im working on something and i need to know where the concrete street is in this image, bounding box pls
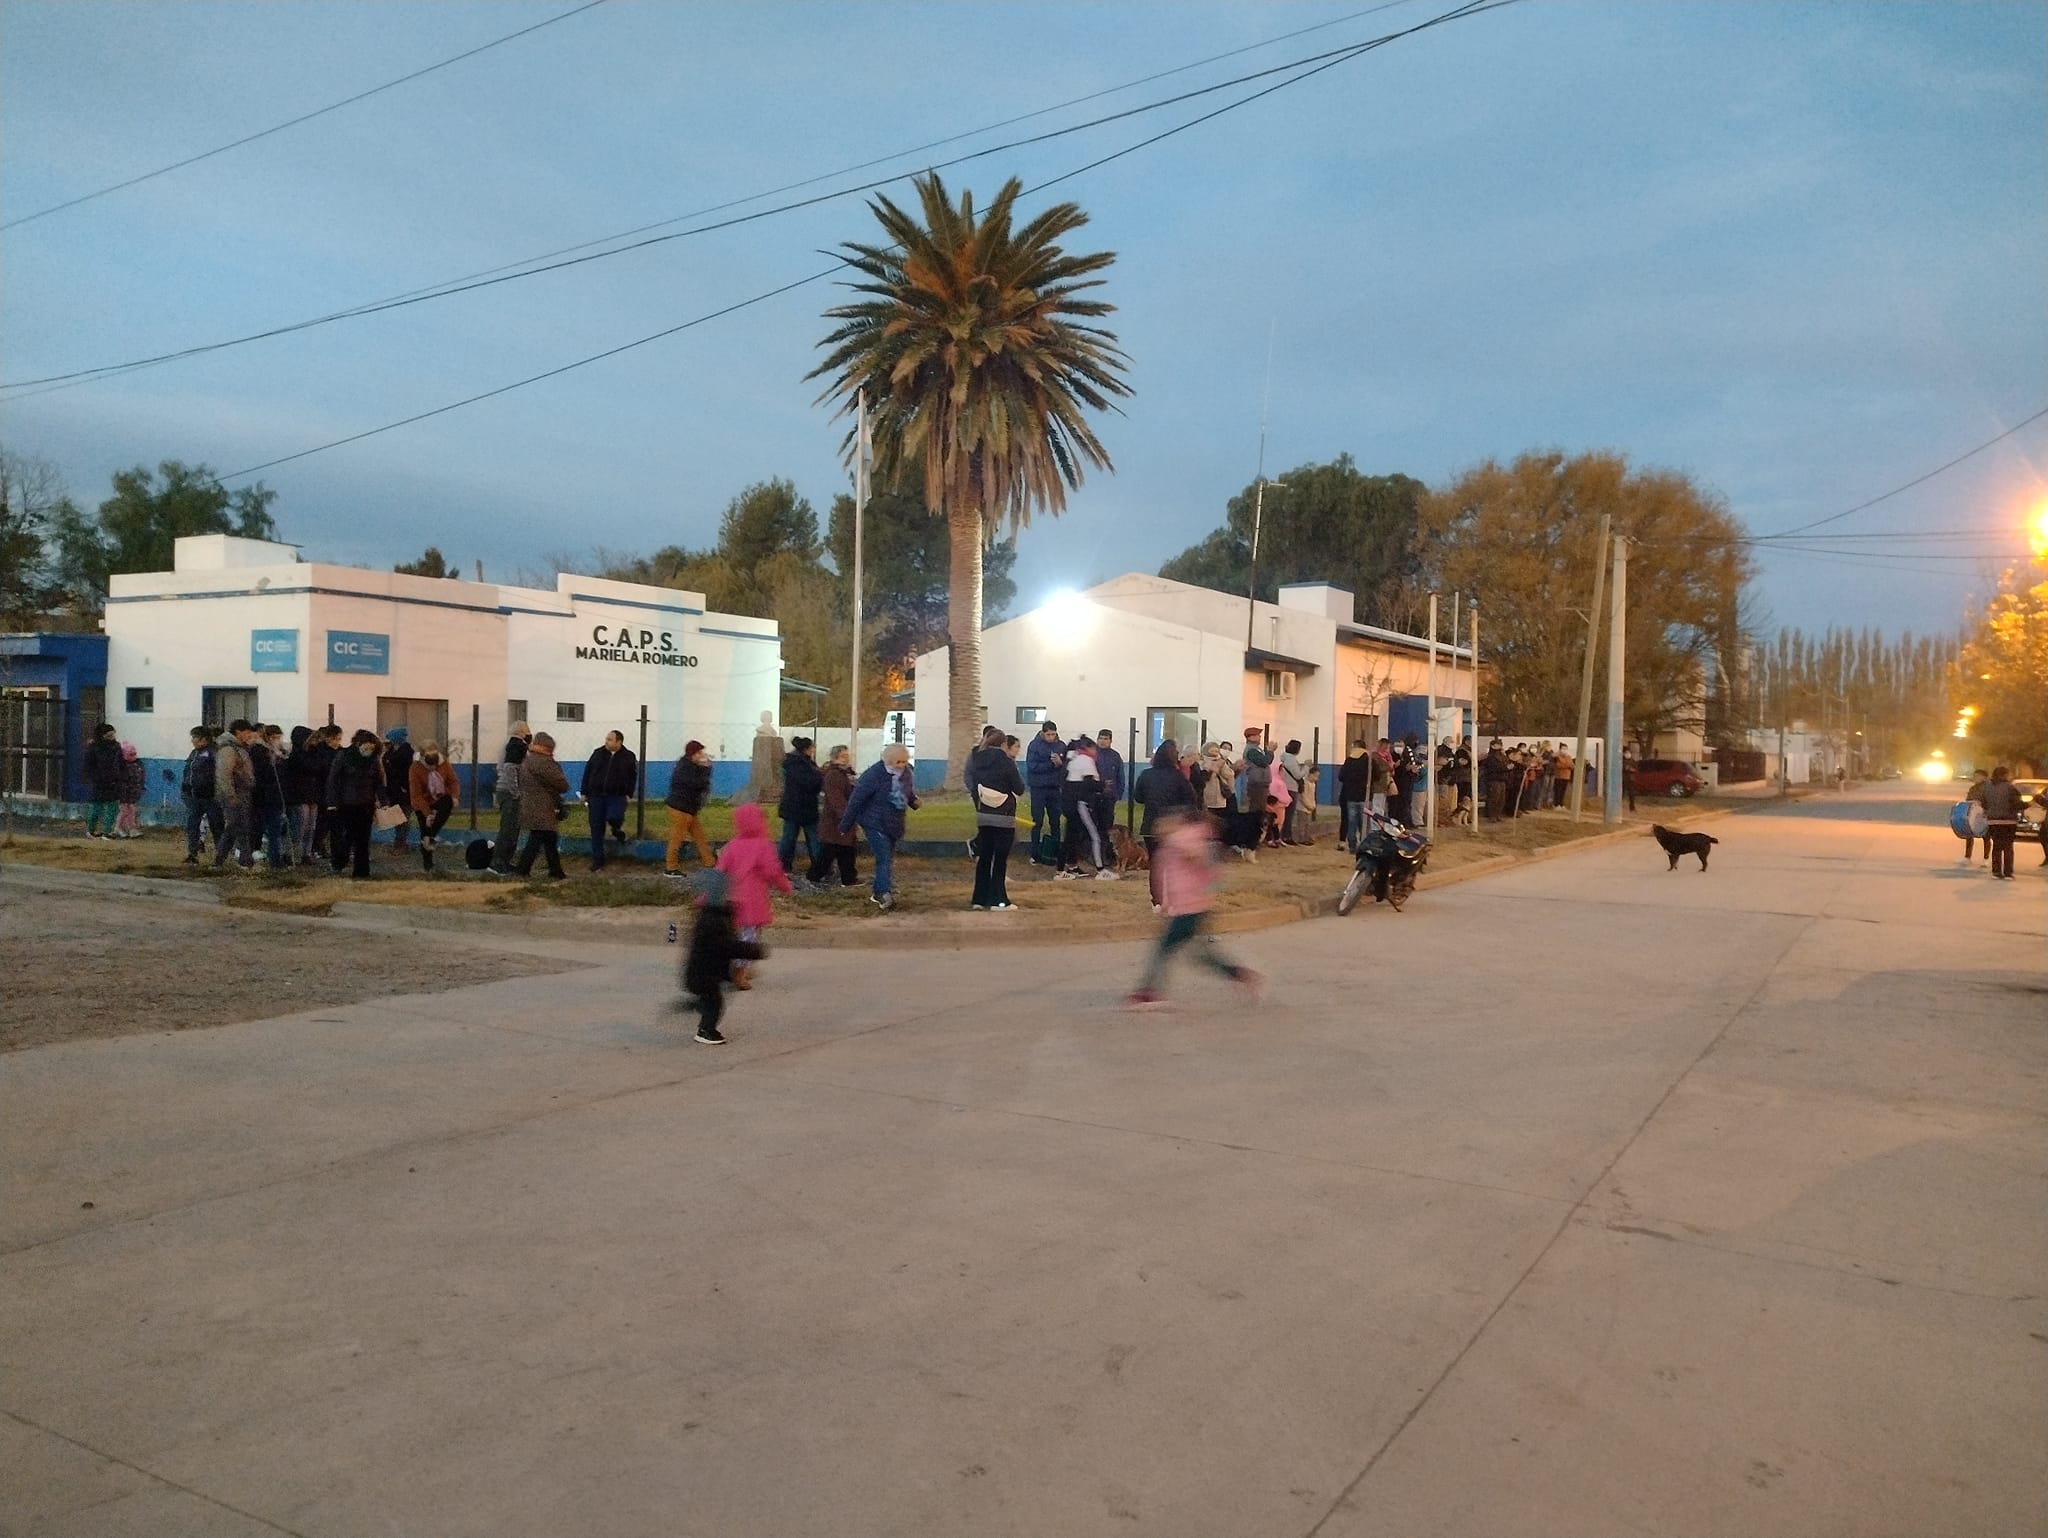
[3,783,2043,1537]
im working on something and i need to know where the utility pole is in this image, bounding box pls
[1244,478,1286,653]
[1602,534,1628,823]
[1468,603,1480,827]
[849,388,868,766]
[1570,514,1611,822]
[1425,592,1439,836]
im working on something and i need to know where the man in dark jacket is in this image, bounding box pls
[1337,744,1372,849]
[1023,721,1065,862]
[381,726,414,852]
[776,736,823,877]
[179,726,223,863]
[579,730,639,871]
[250,724,290,868]
[326,730,384,879]
[83,723,123,837]
[1094,728,1126,835]
[841,744,918,911]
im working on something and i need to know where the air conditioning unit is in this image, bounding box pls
[1263,669,1295,701]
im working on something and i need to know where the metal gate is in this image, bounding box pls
[1,692,66,799]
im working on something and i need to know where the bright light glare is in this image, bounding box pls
[1036,588,1097,649]
[1917,760,1949,782]
[2030,499,2048,561]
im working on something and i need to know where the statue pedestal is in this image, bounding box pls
[734,715,784,806]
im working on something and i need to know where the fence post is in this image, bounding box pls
[468,703,480,830]
[1126,715,1138,831]
[635,704,649,838]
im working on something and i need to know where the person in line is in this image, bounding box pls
[110,740,145,839]
[513,732,569,880]
[1059,735,1114,879]
[1265,746,1293,848]
[1237,730,1274,846]
[966,724,1025,910]
[580,729,639,872]
[841,743,918,911]
[1337,742,1371,850]
[250,723,290,868]
[776,735,823,879]
[1960,768,1990,865]
[1479,739,1510,821]
[1553,741,1575,810]
[1621,746,1639,813]
[301,725,341,865]
[807,744,860,888]
[284,726,319,862]
[1196,741,1230,825]
[212,719,258,871]
[1094,728,1126,844]
[325,729,383,880]
[663,740,716,877]
[1136,739,1197,909]
[1981,766,2023,880]
[1125,808,1263,1010]
[381,726,415,853]
[1024,721,1066,863]
[679,870,764,1046]
[490,722,532,876]
[1277,739,1309,844]
[1389,736,1419,829]
[716,802,793,986]
[408,741,457,870]
[180,725,223,862]
[83,722,123,838]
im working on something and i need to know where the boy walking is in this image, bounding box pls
[681,871,765,1045]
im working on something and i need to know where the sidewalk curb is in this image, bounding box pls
[0,863,224,905]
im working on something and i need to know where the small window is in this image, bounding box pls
[126,687,155,713]
[1263,669,1295,701]
[555,702,585,723]
[1015,705,1048,725]
[507,699,529,730]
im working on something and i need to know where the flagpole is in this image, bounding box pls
[850,388,868,767]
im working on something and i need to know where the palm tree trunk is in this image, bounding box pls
[945,501,985,790]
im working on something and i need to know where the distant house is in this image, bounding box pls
[914,575,1477,794]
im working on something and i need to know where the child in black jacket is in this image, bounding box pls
[681,871,765,1045]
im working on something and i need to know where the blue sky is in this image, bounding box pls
[3,0,2043,639]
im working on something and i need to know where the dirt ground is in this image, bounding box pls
[0,888,580,1052]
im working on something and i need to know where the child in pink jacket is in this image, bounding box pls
[1126,808,1263,1010]
[716,802,793,989]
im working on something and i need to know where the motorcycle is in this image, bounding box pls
[1336,812,1429,915]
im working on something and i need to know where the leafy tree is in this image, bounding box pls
[1417,451,1753,740]
[1955,549,2048,766]
[395,546,460,578]
[0,447,74,628]
[51,460,277,608]
[825,475,1016,675]
[718,479,819,571]
[1159,455,1428,630]
[810,172,1132,782]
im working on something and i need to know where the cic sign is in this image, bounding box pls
[326,630,390,675]
[250,628,299,673]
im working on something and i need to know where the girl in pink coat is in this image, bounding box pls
[716,802,793,989]
[1126,809,1263,1010]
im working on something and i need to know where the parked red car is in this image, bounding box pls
[1631,758,1704,798]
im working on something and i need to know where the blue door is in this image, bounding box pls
[1386,694,1428,743]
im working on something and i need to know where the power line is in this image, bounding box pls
[2,1,1508,395]
[1762,405,2048,537]
[213,0,1519,483]
[0,0,1425,399]
[1,1,611,230]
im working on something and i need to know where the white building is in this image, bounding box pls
[913,575,1476,791]
[103,535,780,796]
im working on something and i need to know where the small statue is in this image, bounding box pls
[735,710,784,805]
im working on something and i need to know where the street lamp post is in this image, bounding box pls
[1244,478,1287,652]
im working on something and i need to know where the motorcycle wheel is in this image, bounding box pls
[1336,869,1368,916]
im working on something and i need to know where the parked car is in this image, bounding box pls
[1632,758,1704,798]
[2015,778,2047,845]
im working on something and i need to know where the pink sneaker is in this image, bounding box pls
[1124,990,1167,1012]
[1233,968,1265,1004]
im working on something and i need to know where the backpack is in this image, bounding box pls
[1037,830,1062,865]
[464,838,494,870]
[186,746,217,801]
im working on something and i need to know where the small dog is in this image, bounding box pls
[1652,823,1718,871]
[1108,824,1149,872]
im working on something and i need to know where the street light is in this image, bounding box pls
[1244,478,1288,652]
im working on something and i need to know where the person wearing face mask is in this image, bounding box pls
[326,730,385,879]
[408,740,458,871]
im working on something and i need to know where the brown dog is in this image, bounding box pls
[1108,824,1150,871]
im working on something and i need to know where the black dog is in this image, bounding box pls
[1652,823,1717,871]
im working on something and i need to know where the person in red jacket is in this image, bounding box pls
[714,802,793,989]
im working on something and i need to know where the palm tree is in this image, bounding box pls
[810,172,1131,784]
